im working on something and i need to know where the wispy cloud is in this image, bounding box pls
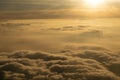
[0,0,120,18]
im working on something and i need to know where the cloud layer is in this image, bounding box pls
[0,45,120,80]
[0,0,120,18]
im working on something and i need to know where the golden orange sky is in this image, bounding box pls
[0,0,120,18]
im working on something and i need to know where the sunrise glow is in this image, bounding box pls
[84,0,105,8]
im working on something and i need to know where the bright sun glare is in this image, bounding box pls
[85,0,104,7]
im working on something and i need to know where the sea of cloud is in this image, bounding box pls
[0,45,120,80]
[0,19,120,80]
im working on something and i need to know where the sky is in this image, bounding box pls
[0,0,120,18]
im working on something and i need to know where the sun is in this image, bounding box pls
[85,0,104,7]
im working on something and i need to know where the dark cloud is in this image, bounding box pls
[0,0,74,11]
[64,44,109,52]
[45,25,89,31]
[0,45,120,80]
[65,30,103,42]
[9,51,67,61]
[0,0,120,18]
[0,23,30,33]
[79,30,103,38]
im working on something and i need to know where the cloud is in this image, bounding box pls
[63,44,120,76]
[0,45,120,80]
[65,30,103,43]
[0,0,120,19]
[9,51,67,61]
[79,30,103,38]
